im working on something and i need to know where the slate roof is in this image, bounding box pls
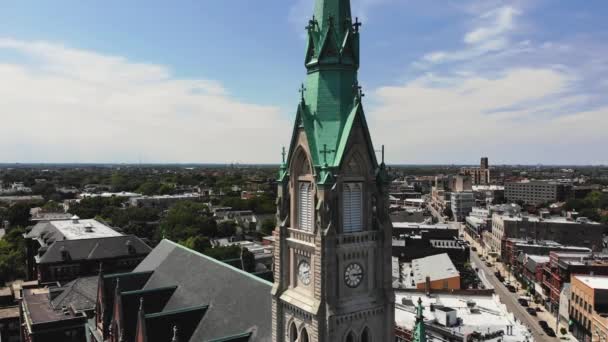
[130,239,273,342]
[51,275,98,313]
[38,235,151,264]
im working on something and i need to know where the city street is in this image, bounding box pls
[470,251,556,341]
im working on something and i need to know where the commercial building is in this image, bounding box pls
[401,254,461,291]
[502,238,591,266]
[542,252,608,314]
[395,292,530,342]
[488,213,607,258]
[24,216,151,283]
[451,191,475,222]
[392,233,469,267]
[570,275,608,341]
[505,180,569,205]
[461,157,491,185]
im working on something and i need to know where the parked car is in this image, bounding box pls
[485,261,493,267]
[518,298,529,307]
[526,307,537,316]
[507,285,517,293]
[471,246,477,252]
[544,327,556,337]
[538,321,549,329]
[535,307,543,312]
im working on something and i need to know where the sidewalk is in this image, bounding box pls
[464,230,577,340]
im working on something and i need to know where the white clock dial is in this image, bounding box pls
[298,260,311,286]
[344,263,364,288]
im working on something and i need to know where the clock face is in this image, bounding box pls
[344,263,364,288]
[298,260,311,286]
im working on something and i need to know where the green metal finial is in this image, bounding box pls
[281,146,286,165]
[413,297,427,342]
[299,83,307,103]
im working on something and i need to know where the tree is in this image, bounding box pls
[7,203,32,227]
[0,226,26,283]
[160,201,217,241]
[180,236,211,253]
[218,221,237,238]
[261,218,275,236]
[136,181,160,196]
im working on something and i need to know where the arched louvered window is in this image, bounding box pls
[298,182,313,231]
[361,327,370,342]
[346,331,355,342]
[343,183,363,233]
[289,322,298,342]
[300,328,309,342]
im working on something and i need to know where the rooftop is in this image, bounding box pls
[22,287,84,325]
[27,218,122,242]
[574,275,608,290]
[0,306,19,320]
[395,292,530,341]
[393,222,452,230]
[498,214,601,225]
[408,253,459,285]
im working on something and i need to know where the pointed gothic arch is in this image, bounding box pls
[300,327,310,342]
[345,331,356,342]
[289,321,298,342]
[361,327,371,342]
[290,145,313,178]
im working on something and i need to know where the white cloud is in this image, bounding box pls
[0,38,291,163]
[420,5,520,66]
[464,6,519,44]
[368,68,608,164]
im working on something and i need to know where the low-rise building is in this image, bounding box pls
[543,252,608,315]
[401,254,461,291]
[570,275,608,342]
[488,213,607,258]
[24,217,151,283]
[395,292,530,342]
[502,238,591,266]
[128,193,203,209]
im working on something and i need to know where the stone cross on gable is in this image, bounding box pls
[306,16,317,31]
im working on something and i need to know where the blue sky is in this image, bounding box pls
[1,0,607,164]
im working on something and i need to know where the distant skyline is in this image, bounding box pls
[1,1,607,165]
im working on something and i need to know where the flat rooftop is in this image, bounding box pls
[0,306,19,320]
[395,292,530,341]
[574,275,608,289]
[22,288,82,324]
[393,222,452,230]
[409,253,459,285]
[50,219,121,240]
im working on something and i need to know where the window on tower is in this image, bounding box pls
[343,182,363,233]
[298,181,313,231]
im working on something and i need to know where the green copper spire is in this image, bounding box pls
[291,0,375,174]
[413,298,427,342]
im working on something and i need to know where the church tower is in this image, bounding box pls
[271,0,395,341]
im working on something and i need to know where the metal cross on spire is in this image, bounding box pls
[320,144,335,166]
[353,81,364,102]
[299,83,307,102]
[281,146,286,165]
[305,16,317,31]
[352,17,362,32]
